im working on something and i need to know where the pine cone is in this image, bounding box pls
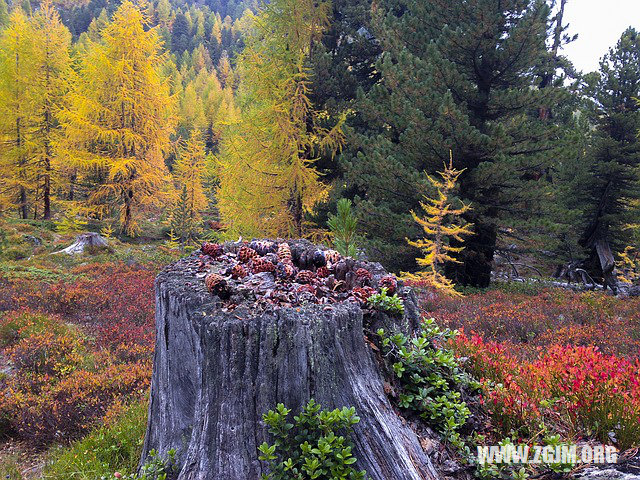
[202,242,223,258]
[316,266,330,278]
[252,258,276,274]
[355,268,372,284]
[379,275,397,295]
[312,250,327,268]
[324,250,341,265]
[297,284,316,295]
[277,242,293,264]
[295,270,315,284]
[277,262,297,280]
[205,273,227,296]
[231,264,248,279]
[237,246,258,263]
[352,286,376,305]
[249,240,277,256]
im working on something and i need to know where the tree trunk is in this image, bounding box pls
[446,218,497,288]
[143,254,440,480]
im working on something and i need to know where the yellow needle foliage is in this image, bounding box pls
[617,246,640,285]
[404,155,473,296]
[216,0,345,239]
[0,9,37,218]
[59,1,175,236]
[32,0,74,220]
[172,129,208,224]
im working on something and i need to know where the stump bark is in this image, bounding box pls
[52,232,108,255]
[143,253,439,480]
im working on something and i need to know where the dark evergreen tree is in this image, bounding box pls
[172,12,191,54]
[572,28,640,290]
[342,0,562,286]
[307,0,380,227]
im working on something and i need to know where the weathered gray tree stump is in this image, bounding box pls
[143,251,439,480]
[52,232,108,255]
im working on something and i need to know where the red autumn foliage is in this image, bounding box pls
[0,262,155,446]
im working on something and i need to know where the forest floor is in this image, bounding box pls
[0,220,638,479]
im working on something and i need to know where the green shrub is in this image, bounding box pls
[367,288,404,315]
[1,244,31,261]
[258,399,367,480]
[43,400,148,480]
[0,311,69,347]
[377,318,474,446]
[0,226,7,254]
[132,449,177,480]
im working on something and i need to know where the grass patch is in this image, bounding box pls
[43,399,148,480]
[0,454,23,479]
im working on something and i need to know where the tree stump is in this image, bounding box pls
[143,240,439,480]
[52,232,108,255]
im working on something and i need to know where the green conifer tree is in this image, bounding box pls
[571,28,640,290]
[343,0,561,286]
[327,198,358,257]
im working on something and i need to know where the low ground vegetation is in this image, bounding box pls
[0,222,638,478]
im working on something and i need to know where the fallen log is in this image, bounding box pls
[142,240,439,480]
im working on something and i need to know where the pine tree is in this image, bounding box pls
[216,0,345,238]
[60,1,175,235]
[31,0,73,220]
[572,28,640,290]
[403,157,473,296]
[0,9,37,219]
[343,0,560,285]
[327,198,358,257]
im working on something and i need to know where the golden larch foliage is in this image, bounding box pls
[0,9,37,218]
[403,154,473,296]
[216,0,345,239]
[59,1,175,235]
[172,129,208,224]
[31,0,74,219]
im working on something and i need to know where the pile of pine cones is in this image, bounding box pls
[199,240,401,310]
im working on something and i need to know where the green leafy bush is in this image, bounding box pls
[258,399,367,480]
[377,318,473,445]
[367,288,404,315]
[130,448,177,480]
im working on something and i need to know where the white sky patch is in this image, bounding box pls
[561,0,640,73]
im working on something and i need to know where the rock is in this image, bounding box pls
[142,245,438,480]
[52,232,108,255]
[23,235,42,246]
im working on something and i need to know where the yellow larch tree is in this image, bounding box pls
[173,128,208,221]
[403,155,474,296]
[216,0,345,238]
[0,9,37,218]
[31,0,73,219]
[168,129,208,246]
[60,1,175,235]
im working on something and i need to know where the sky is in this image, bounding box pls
[562,0,640,73]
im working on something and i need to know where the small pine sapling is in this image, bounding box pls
[328,198,359,257]
[404,154,473,296]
